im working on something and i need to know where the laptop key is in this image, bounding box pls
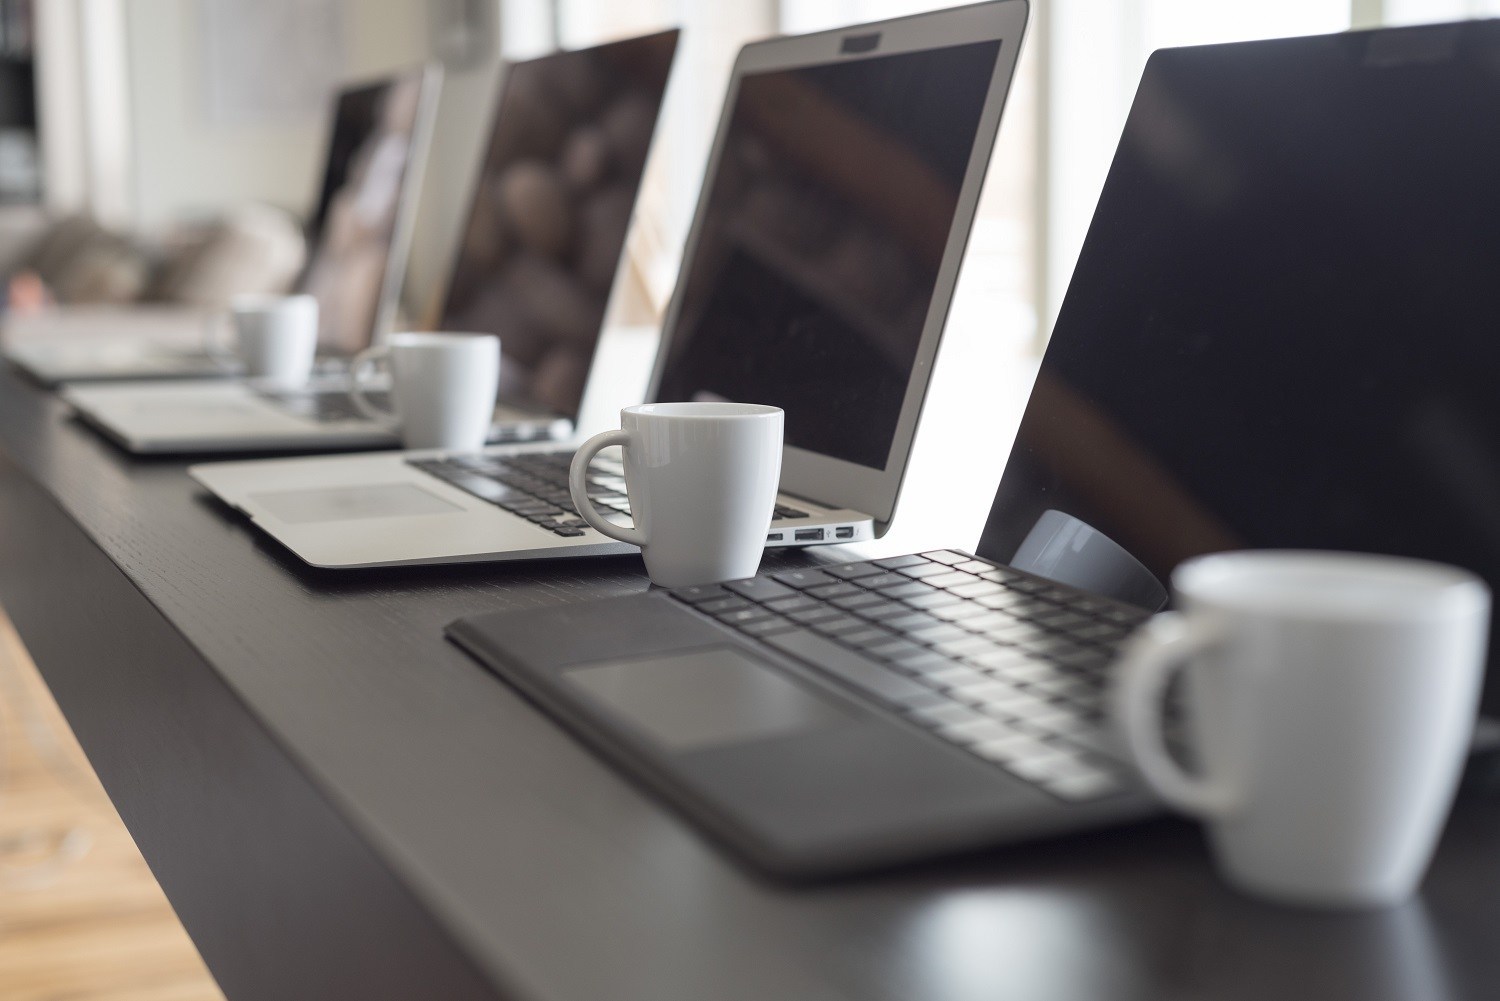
[670,584,730,604]
[831,592,887,611]
[821,562,886,580]
[718,607,775,626]
[764,595,820,614]
[877,581,936,600]
[839,627,893,647]
[926,571,977,589]
[899,562,955,581]
[931,603,990,623]
[874,554,929,570]
[771,568,840,590]
[787,606,844,625]
[763,630,932,706]
[923,551,969,565]
[904,591,963,611]
[885,611,944,632]
[954,559,996,574]
[740,616,797,638]
[698,597,751,615]
[853,572,908,590]
[724,578,798,602]
[805,581,863,600]
[809,614,870,637]
[905,622,970,645]
[950,580,1005,600]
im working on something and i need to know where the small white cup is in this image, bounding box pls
[569,402,784,588]
[349,332,500,451]
[223,294,319,386]
[1114,550,1490,909]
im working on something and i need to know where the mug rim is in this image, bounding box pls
[624,402,782,420]
[1174,549,1489,621]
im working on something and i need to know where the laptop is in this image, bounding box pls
[189,2,1030,568]
[6,66,440,387]
[446,19,1500,879]
[60,31,680,455]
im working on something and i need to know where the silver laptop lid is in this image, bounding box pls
[296,64,440,356]
[645,1,1028,529]
[438,31,679,422]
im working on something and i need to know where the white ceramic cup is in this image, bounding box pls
[349,332,500,451]
[222,293,319,386]
[1114,550,1490,909]
[569,402,784,588]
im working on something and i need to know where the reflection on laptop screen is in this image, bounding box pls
[439,31,679,422]
[976,24,1500,638]
[297,69,427,356]
[653,41,1002,471]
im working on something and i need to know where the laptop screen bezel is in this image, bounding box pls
[641,0,1029,529]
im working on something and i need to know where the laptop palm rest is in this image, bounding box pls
[448,592,1060,879]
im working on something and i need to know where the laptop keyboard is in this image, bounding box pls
[408,452,813,538]
[668,551,1152,803]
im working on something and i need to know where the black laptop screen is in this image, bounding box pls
[978,23,1500,615]
[439,31,678,421]
[653,40,1003,470]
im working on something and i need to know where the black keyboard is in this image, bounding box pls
[668,551,1152,803]
[408,451,608,537]
[409,452,814,539]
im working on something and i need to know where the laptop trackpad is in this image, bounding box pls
[251,483,463,523]
[563,648,848,752]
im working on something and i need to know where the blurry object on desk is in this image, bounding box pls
[3,205,304,315]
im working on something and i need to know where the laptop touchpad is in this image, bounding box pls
[563,648,848,752]
[250,483,463,523]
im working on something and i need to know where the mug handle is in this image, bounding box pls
[349,345,400,429]
[1114,612,1239,817]
[568,430,644,548]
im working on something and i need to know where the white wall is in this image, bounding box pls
[122,0,430,231]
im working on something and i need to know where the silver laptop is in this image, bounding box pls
[7,67,440,388]
[62,32,681,455]
[190,2,1028,569]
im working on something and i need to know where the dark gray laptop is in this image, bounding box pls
[450,20,1500,878]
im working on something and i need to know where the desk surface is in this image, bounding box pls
[3,363,1500,1001]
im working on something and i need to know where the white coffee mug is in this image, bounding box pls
[569,402,784,588]
[222,293,319,386]
[1114,550,1490,908]
[349,333,500,451]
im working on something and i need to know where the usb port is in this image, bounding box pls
[794,528,825,542]
[767,532,784,542]
[835,526,854,539]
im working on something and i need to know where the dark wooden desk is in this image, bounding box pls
[3,363,1499,1001]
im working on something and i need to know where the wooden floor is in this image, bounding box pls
[0,606,225,1001]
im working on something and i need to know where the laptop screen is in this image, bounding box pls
[652,39,1003,471]
[297,69,429,356]
[978,23,1500,616]
[438,31,679,421]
